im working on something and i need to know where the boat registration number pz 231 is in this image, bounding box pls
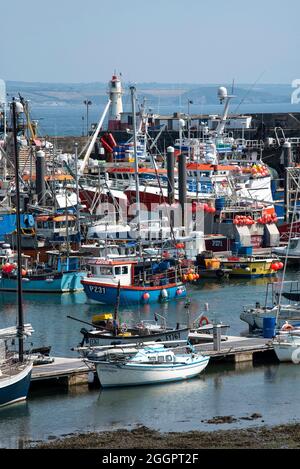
[88,285,106,294]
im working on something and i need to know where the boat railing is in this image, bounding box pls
[132,263,197,286]
[280,231,300,242]
[235,139,264,149]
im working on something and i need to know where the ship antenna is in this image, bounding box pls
[232,70,266,114]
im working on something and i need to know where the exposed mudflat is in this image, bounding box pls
[29,422,300,449]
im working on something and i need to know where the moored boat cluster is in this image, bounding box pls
[1,75,300,405]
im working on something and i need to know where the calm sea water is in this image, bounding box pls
[32,102,300,136]
[0,269,300,448]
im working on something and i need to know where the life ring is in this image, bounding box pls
[199,316,210,327]
[281,322,294,331]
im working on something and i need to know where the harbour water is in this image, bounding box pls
[0,268,299,448]
[32,102,300,136]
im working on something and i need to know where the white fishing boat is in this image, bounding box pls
[240,303,300,330]
[240,280,300,331]
[272,237,300,265]
[90,343,209,388]
[273,330,300,362]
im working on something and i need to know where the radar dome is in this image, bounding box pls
[218,87,228,101]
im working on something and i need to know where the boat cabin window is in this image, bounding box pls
[148,353,174,363]
[114,266,129,275]
[90,266,97,275]
[37,221,54,229]
[290,239,299,250]
[97,266,113,275]
[47,255,57,269]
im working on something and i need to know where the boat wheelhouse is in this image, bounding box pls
[81,257,187,305]
[35,213,79,242]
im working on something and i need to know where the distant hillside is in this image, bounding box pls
[5,81,292,108]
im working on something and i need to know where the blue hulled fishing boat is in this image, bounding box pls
[81,258,186,305]
[0,249,85,292]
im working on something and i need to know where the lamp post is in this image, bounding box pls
[83,100,92,136]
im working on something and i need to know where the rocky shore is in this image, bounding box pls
[29,422,300,449]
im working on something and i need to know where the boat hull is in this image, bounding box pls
[0,362,33,407]
[221,260,277,278]
[83,328,190,347]
[273,342,300,362]
[96,356,209,387]
[0,271,85,293]
[81,280,186,305]
[240,309,300,330]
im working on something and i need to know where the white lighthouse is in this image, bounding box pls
[108,74,123,131]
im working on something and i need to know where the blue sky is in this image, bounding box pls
[2,0,300,84]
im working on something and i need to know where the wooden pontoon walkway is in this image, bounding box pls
[193,335,276,363]
[31,357,92,387]
[30,335,277,390]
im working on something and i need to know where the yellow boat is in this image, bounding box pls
[219,256,283,278]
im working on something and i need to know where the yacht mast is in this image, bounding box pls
[11,98,25,362]
[130,86,142,254]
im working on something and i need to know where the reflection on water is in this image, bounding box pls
[0,401,31,449]
[0,269,300,447]
[1,362,300,447]
[0,291,87,306]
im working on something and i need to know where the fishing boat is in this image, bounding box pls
[273,330,300,363]
[272,237,300,265]
[240,281,300,331]
[82,86,189,304]
[0,249,85,292]
[219,255,283,278]
[194,251,230,279]
[88,343,210,388]
[240,303,300,330]
[81,257,187,305]
[70,310,190,347]
[0,99,33,406]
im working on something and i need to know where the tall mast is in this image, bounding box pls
[11,98,24,362]
[130,86,142,254]
[74,142,81,248]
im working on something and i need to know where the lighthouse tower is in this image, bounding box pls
[108,74,123,131]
